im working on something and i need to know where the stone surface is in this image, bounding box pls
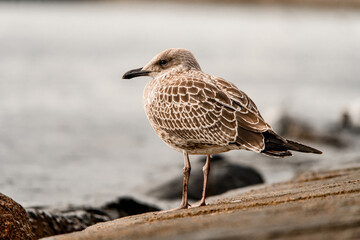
[27,208,109,239]
[148,154,264,200]
[27,197,160,239]
[0,193,35,240]
[42,166,360,240]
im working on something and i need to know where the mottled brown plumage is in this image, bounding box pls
[123,48,322,210]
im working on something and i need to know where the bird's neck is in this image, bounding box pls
[156,67,198,83]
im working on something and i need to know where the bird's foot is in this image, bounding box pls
[160,202,191,213]
[175,202,191,210]
[191,201,207,208]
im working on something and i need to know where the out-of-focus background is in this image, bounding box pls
[0,0,359,209]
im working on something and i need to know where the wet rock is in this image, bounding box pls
[101,197,160,219]
[27,208,109,239]
[26,197,160,239]
[148,155,264,201]
[0,193,35,240]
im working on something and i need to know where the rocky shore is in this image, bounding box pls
[0,195,159,240]
[39,165,359,240]
[1,112,359,239]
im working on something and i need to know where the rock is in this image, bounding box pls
[26,197,160,239]
[340,110,360,134]
[27,207,109,239]
[277,114,348,148]
[100,197,160,219]
[0,193,35,240]
[148,154,264,200]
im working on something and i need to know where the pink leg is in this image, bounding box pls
[178,151,191,209]
[198,155,211,207]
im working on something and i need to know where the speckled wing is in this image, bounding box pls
[147,71,269,152]
[210,76,271,132]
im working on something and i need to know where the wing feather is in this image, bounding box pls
[211,75,270,133]
[146,71,269,152]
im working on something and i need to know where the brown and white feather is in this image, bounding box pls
[143,69,270,155]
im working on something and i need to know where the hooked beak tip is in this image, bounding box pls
[122,67,150,79]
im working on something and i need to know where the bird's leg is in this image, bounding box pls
[159,152,191,212]
[196,154,211,207]
[178,151,191,209]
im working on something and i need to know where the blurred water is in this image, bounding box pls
[0,2,359,207]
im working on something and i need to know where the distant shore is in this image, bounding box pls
[99,0,360,8]
[6,0,360,9]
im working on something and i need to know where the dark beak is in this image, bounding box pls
[122,67,151,79]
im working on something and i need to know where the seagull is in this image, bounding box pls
[123,48,322,210]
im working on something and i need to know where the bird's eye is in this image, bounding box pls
[159,60,168,66]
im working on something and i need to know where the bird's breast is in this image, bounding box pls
[143,80,157,108]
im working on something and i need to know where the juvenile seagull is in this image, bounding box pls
[123,48,322,210]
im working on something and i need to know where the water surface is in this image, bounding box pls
[0,2,359,207]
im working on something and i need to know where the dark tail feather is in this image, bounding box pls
[285,139,322,154]
[261,130,322,158]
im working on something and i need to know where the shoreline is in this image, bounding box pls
[42,164,360,239]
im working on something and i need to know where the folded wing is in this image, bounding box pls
[147,72,270,152]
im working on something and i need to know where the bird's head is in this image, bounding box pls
[122,48,201,79]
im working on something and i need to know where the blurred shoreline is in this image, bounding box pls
[2,0,360,9]
[120,0,360,9]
